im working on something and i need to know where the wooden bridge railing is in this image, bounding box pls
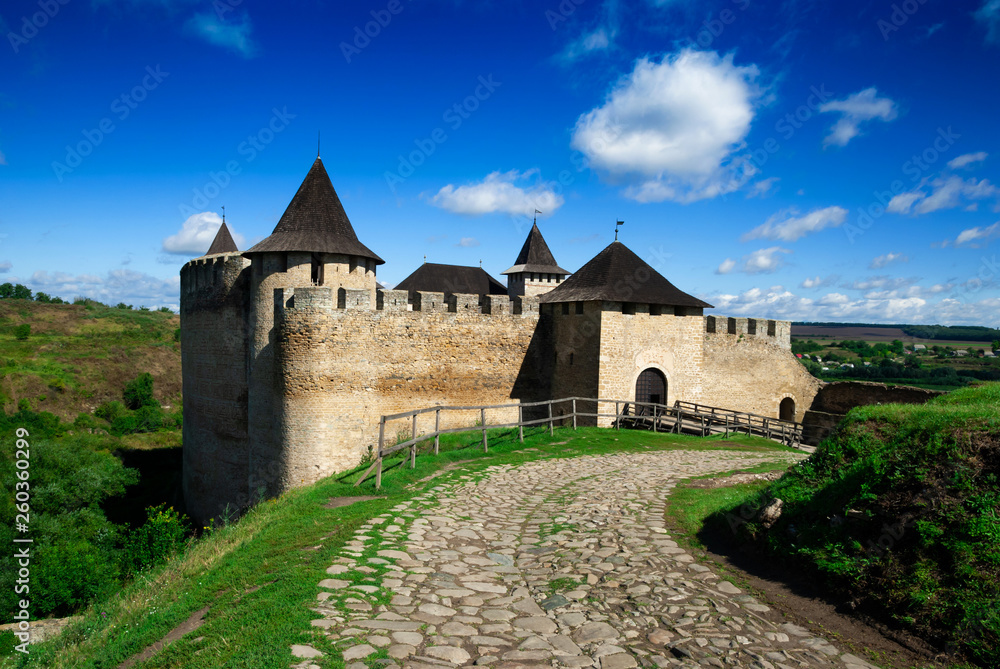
[353,397,804,489]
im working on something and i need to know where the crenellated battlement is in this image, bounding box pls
[274,286,541,319]
[180,253,249,299]
[705,315,791,348]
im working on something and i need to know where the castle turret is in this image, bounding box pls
[502,223,570,298]
[241,157,383,502]
[204,220,239,256]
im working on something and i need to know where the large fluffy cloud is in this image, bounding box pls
[742,206,847,242]
[162,212,246,256]
[429,170,564,216]
[818,87,898,147]
[570,49,762,203]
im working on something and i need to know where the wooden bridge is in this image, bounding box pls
[354,396,805,489]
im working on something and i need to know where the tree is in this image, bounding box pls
[993,339,999,351]
[11,284,31,300]
[0,283,13,299]
[123,373,158,410]
[34,292,52,303]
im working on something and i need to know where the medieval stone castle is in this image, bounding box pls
[180,158,820,523]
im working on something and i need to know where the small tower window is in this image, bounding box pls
[311,253,324,285]
[575,302,584,315]
[569,352,575,366]
[561,303,570,315]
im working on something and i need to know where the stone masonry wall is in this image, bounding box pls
[701,316,821,421]
[180,253,251,523]
[597,306,708,426]
[274,287,542,491]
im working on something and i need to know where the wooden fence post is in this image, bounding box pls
[572,399,577,430]
[434,408,440,455]
[615,401,620,430]
[376,457,382,490]
[518,405,524,443]
[653,404,658,433]
[481,407,488,452]
[411,413,418,468]
[548,401,554,436]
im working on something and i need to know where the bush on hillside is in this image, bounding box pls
[121,505,189,573]
[13,324,30,341]
[123,372,157,410]
[715,383,1000,666]
[95,400,128,424]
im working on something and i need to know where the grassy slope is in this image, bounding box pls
[0,300,180,420]
[2,427,796,669]
[713,383,1000,667]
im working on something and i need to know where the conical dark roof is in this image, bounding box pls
[395,263,507,296]
[502,223,570,275]
[204,221,238,255]
[243,158,384,264]
[539,241,713,308]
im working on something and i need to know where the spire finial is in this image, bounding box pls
[221,205,226,224]
[317,131,321,159]
[615,219,624,241]
[534,209,541,225]
[423,254,426,264]
[479,259,483,268]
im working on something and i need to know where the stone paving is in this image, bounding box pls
[292,450,881,669]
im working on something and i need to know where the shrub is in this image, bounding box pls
[121,505,189,574]
[95,400,128,424]
[158,306,173,313]
[13,324,30,340]
[110,406,164,436]
[173,327,181,342]
[73,412,100,430]
[123,372,157,410]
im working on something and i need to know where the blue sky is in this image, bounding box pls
[2,0,1000,325]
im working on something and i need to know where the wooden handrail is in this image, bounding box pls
[354,396,804,488]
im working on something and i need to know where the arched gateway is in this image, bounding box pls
[635,368,668,415]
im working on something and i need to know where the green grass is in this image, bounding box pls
[710,382,1000,668]
[2,426,796,668]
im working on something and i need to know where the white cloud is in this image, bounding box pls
[937,222,1000,248]
[455,237,480,248]
[869,252,909,269]
[561,27,616,61]
[429,170,564,217]
[818,87,897,147]
[742,206,847,243]
[570,49,762,203]
[888,175,1000,215]
[0,260,11,273]
[185,12,258,58]
[975,0,1000,43]
[948,152,988,169]
[28,269,180,310]
[717,247,791,275]
[747,177,779,198]
[800,275,838,289]
[162,212,246,255]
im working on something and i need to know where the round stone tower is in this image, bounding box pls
[241,157,384,503]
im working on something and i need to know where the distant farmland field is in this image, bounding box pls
[791,325,990,348]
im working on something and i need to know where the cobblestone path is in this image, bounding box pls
[293,450,880,669]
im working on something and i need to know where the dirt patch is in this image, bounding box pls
[665,504,947,668]
[686,470,785,489]
[322,495,379,509]
[117,605,210,669]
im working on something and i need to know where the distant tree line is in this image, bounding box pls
[0,282,172,312]
[793,321,1000,343]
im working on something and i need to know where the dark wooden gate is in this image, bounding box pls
[635,368,667,416]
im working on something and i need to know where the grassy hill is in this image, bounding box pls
[0,300,180,420]
[713,382,1000,667]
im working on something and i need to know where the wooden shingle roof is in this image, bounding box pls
[395,263,507,296]
[204,221,238,256]
[244,158,384,264]
[538,241,713,308]
[502,223,570,275]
